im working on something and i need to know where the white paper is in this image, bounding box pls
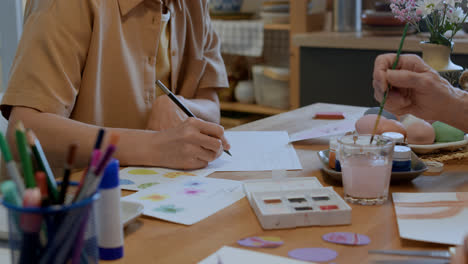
[393,192,468,245]
[198,246,313,264]
[289,120,355,142]
[207,131,302,171]
[119,167,215,191]
[121,177,244,225]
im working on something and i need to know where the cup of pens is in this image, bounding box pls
[3,188,100,264]
[0,122,120,263]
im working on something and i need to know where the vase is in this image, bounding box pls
[420,42,464,87]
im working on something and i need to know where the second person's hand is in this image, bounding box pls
[373,54,458,121]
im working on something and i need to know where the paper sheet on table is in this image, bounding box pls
[206,131,302,171]
[393,192,468,245]
[289,120,355,142]
[198,246,313,264]
[119,167,215,191]
[121,177,244,225]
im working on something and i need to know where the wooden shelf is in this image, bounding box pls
[220,102,287,115]
[264,24,290,31]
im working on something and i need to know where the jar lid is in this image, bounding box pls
[393,145,411,160]
[382,132,405,143]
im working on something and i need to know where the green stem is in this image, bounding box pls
[370,23,409,144]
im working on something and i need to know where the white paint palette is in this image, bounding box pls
[244,178,351,229]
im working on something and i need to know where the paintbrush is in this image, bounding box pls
[370,23,409,144]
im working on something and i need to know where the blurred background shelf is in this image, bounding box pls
[220,102,287,115]
[264,24,290,31]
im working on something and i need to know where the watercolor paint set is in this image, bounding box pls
[243,178,351,229]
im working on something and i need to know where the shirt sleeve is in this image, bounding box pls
[0,0,94,119]
[197,0,229,89]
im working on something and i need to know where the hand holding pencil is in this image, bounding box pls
[155,80,231,156]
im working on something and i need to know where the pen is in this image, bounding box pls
[73,129,104,204]
[90,128,104,167]
[15,122,36,188]
[59,143,78,204]
[34,172,50,206]
[19,188,42,264]
[74,133,119,201]
[0,180,22,206]
[94,128,105,150]
[26,130,59,203]
[0,132,25,195]
[156,80,232,156]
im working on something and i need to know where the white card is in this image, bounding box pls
[206,131,302,172]
[289,120,355,142]
[198,246,313,264]
[119,167,215,191]
[393,192,468,245]
[121,177,244,225]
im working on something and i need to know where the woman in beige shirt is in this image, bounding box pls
[1,0,231,169]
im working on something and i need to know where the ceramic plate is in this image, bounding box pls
[408,135,468,154]
[317,149,427,183]
[121,201,144,227]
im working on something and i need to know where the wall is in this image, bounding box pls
[0,0,25,91]
[299,47,468,107]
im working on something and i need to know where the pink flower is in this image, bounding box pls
[390,0,422,23]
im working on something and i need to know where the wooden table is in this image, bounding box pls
[106,103,468,264]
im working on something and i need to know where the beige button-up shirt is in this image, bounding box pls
[1,0,228,129]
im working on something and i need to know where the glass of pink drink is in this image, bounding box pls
[339,134,395,205]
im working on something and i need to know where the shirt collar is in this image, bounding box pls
[118,0,144,16]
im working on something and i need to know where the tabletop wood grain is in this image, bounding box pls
[100,103,468,264]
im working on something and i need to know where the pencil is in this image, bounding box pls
[26,130,59,203]
[155,80,232,156]
[0,132,25,195]
[59,143,78,204]
[15,122,35,188]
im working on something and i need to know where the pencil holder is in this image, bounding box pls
[2,192,100,264]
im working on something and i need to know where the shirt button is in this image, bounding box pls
[171,50,176,56]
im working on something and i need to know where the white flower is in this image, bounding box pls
[447,6,466,23]
[444,0,463,7]
[416,0,443,16]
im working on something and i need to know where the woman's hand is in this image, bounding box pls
[150,117,230,170]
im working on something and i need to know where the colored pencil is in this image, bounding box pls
[0,132,25,194]
[156,80,232,156]
[15,122,35,188]
[26,130,59,202]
